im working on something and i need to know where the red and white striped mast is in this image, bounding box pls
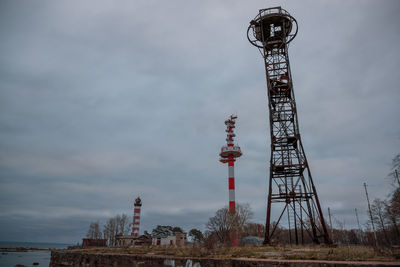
[219,115,242,245]
[131,197,142,238]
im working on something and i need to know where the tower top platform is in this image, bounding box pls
[134,197,142,206]
[247,6,298,49]
[220,145,242,159]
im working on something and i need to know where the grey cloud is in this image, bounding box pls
[0,0,399,243]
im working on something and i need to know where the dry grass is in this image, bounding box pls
[71,245,400,262]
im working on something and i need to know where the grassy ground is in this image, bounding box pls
[71,245,400,262]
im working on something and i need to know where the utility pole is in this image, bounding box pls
[364,182,377,247]
[328,207,333,243]
[355,208,363,243]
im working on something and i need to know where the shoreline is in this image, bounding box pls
[0,247,51,252]
[50,250,400,267]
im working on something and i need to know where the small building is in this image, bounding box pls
[175,233,187,247]
[116,234,151,247]
[82,238,107,248]
[152,233,187,247]
[240,236,263,246]
[116,235,136,247]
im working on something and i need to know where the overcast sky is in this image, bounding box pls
[0,0,399,244]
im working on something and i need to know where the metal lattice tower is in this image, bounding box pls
[247,6,331,245]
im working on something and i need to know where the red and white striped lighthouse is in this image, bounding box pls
[131,197,142,237]
[219,115,242,214]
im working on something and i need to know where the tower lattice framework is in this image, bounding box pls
[247,6,331,245]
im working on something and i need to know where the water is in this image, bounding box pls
[0,242,71,267]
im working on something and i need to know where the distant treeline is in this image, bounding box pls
[87,154,400,248]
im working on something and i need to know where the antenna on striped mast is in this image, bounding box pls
[219,115,242,246]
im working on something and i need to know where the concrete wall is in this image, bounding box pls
[50,251,399,267]
[175,233,186,247]
[152,236,176,246]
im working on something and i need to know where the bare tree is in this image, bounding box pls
[386,192,400,240]
[103,217,117,246]
[242,223,264,237]
[101,214,131,246]
[115,214,130,235]
[118,214,130,235]
[386,153,400,243]
[371,198,390,245]
[334,218,347,245]
[390,188,400,219]
[205,203,253,245]
[236,203,254,232]
[86,221,102,239]
[389,154,400,186]
[206,206,232,244]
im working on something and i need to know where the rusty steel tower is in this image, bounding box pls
[247,7,331,245]
[219,115,242,246]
